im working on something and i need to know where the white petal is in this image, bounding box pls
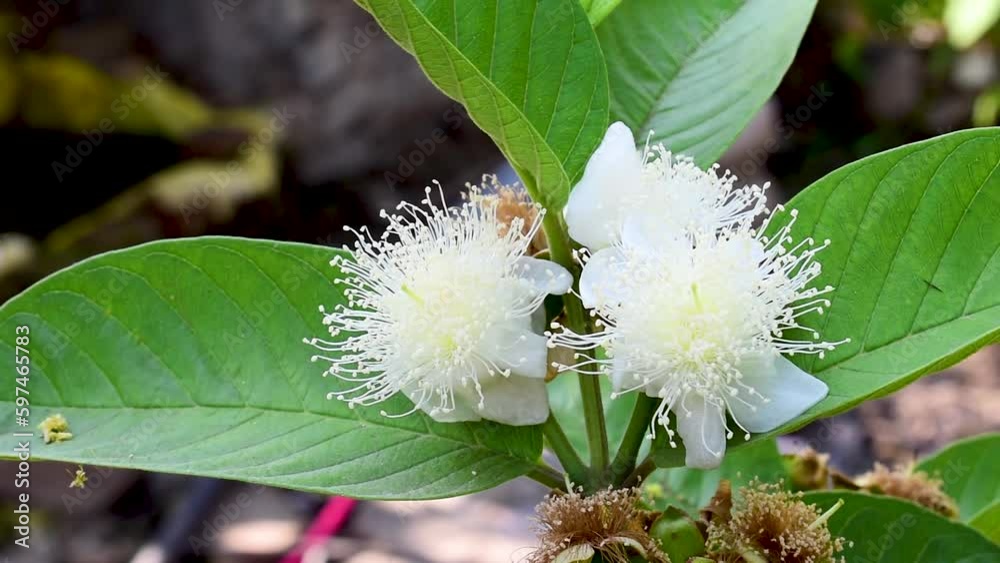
[516,256,573,295]
[564,122,642,250]
[404,383,482,423]
[622,214,693,259]
[676,392,727,469]
[467,375,550,426]
[579,247,626,308]
[623,214,685,253]
[727,354,829,433]
[476,323,549,379]
[530,305,546,333]
[609,353,632,391]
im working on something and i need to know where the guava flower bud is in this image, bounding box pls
[564,122,768,252]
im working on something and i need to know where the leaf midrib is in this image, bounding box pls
[636,0,750,135]
[0,401,526,458]
[382,0,574,202]
[0,237,530,461]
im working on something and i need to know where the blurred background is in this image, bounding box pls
[0,0,997,561]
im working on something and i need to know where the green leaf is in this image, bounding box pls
[598,0,816,165]
[358,0,609,210]
[970,501,1000,545]
[805,491,1000,561]
[944,0,1000,50]
[646,439,786,514]
[916,433,1000,521]
[0,237,542,500]
[548,372,635,459]
[579,0,622,26]
[781,129,1000,421]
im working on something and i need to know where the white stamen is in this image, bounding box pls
[306,182,566,424]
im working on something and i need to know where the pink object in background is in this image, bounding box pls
[281,497,358,563]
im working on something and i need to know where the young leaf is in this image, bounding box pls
[654,128,1000,467]
[598,0,816,165]
[0,238,542,500]
[805,491,1000,561]
[915,432,1000,521]
[357,0,609,210]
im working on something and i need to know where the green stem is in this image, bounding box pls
[541,211,575,271]
[542,413,589,489]
[610,394,659,485]
[542,212,610,487]
[578,370,610,485]
[623,455,657,488]
[527,462,567,491]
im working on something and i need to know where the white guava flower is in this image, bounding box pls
[551,206,846,469]
[305,185,572,426]
[563,121,768,252]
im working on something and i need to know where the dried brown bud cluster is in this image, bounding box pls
[529,487,668,563]
[468,175,548,255]
[706,481,846,563]
[855,463,959,518]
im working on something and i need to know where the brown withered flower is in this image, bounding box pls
[706,480,847,563]
[530,487,669,563]
[854,463,959,518]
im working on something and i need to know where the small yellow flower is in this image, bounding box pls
[39,413,73,444]
[68,465,87,489]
